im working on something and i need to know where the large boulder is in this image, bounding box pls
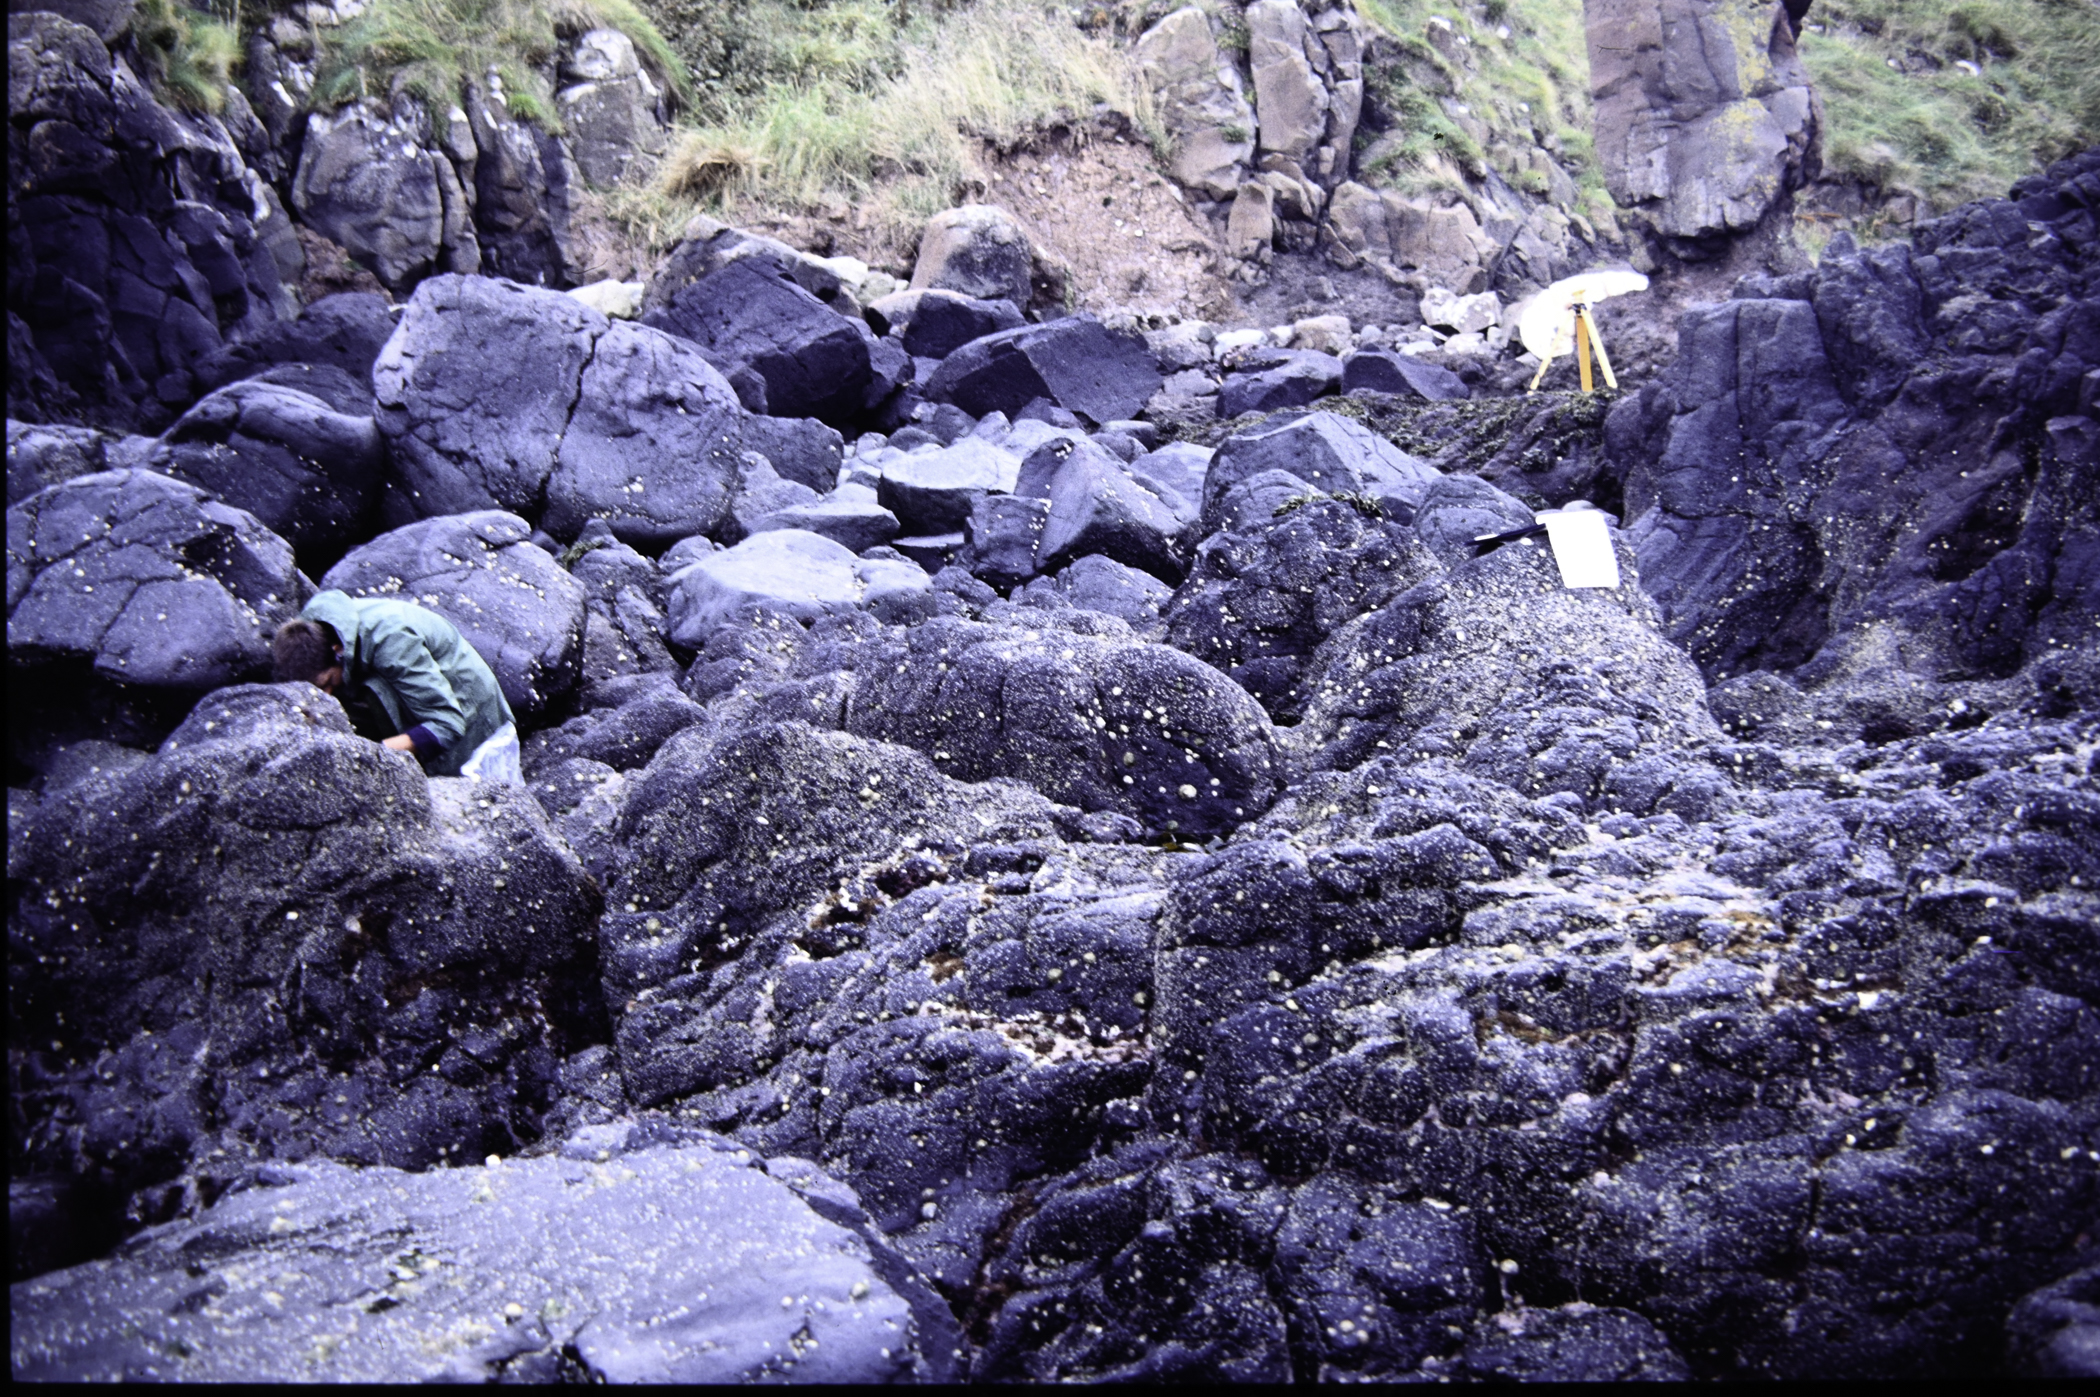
[6,470,305,741]
[10,1122,934,1382]
[925,317,1163,427]
[148,379,386,566]
[910,204,1032,306]
[1582,0,1820,241]
[1342,348,1470,401]
[867,288,1024,358]
[374,275,750,544]
[556,28,669,188]
[321,510,588,719]
[641,214,860,318]
[291,100,470,293]
[1016,437,1187,584]
[742,414,845,493]
[877,436,1021,534]
[664,529,933,647]
[541,320,746,547]
[1217,348,1342,416]
[1133,6,1257,199]
[1200,411,1440,533]
[640,259,874,426]
[374,275,605,520]
[6,684,601,1234]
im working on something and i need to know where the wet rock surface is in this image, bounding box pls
[11,1120,933,1382]
[9,140,2099,1386]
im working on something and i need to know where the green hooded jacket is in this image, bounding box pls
[300,591,515,778]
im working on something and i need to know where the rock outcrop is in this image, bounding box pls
[12,1120,938,1382]
[1583,0,1821,245]
[9,684,603,1232]
[7,469,306,760]
[8,12,298,433]
[1609,149,2100,732]
[555,28,669,189]
[1134,7,1257,200]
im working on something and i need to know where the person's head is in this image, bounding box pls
[272,618,343,693]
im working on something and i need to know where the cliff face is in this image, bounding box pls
[1584,0,1821,247]
[1611,150,2100,736]
[8,11,300,433]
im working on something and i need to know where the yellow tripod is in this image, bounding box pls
[1526,300,1618,393]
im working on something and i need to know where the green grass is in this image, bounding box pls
[135,0,242,113]
[607,0,1150,260]
[1354,0,1600,201]
[1801,0,2100,213]
[312,0,689,130]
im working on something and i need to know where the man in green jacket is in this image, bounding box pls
[271,590,519,781]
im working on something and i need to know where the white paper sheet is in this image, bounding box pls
[1540,509,1621,589]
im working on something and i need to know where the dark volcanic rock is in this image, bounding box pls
[925,316,1163,426]
[2007,1265,2100,1377]
[1217,349,1343,417]
[7,469,306,761]
[1288,525,1718,781]
[867,287,1024,358]
[1020,554,1172,631]
[149,379,386,566]
[735,610,1284,838]
[876,436,1020,535]
[193,292,396,398]
[663,530,933,648]
[1200,410,1441,534]
[10,1125,932,1381]
[1458,1306,1690,1382]
[1164,497,1441,721]
[374,275,603,520]
[320,510,587,719]
[640,259,875,427]
[1342,348,1471,401]
[1015,437,1187,584]
[7,13,298,433]
[541,320,746,547]
[10,134,2098,1389]
[1610,149,2100,729]
[8,685,602,1237]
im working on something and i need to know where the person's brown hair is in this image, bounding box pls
[272,618,339,683]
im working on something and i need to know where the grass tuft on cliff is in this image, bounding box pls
[610,0,1151,258]
[1354,0,1610,224]
[1801,0,2100,217]
[312,0,689,129]
[135,0,243,113]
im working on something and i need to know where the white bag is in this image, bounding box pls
[460,722,523,785]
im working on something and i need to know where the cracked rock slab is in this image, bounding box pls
[9,1123,924,1383]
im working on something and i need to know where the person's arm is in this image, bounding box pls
[367,626,469,761]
